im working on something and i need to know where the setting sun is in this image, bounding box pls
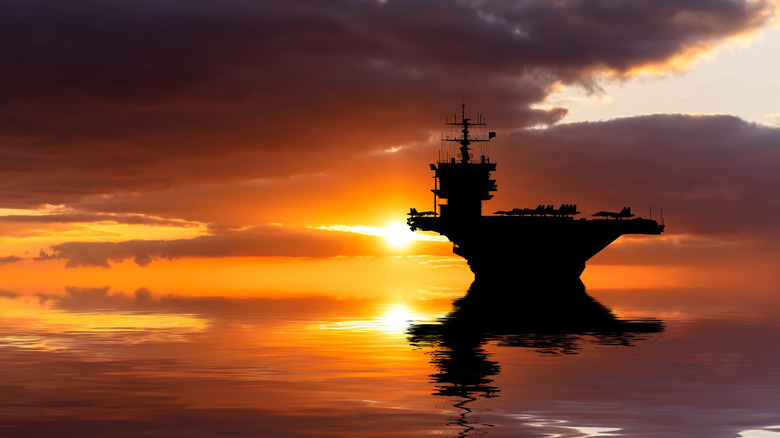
[383,223,415,248]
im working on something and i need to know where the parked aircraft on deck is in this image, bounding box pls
[494,204,579,217]
[592,207,635,219]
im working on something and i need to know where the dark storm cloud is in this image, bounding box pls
[496,114,780,239]
[0,0,773,208]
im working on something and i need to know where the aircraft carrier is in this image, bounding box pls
[407,105,665,285]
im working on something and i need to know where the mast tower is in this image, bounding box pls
[433,104,497,219]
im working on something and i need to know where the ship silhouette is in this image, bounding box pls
[408,105,665,285]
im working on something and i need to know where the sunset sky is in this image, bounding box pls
[2,0,780,296]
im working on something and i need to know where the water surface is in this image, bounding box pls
[1,282,779,437]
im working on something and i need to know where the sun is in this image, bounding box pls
[383,223,414,248]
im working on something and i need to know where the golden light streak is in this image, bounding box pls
[627,44,719,77]
[317,223,448,249]
[626,26,766,78]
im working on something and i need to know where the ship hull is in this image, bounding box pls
[410,215,664,285]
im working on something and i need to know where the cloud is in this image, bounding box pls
[0,0,774,208]
[0,255,23,265]
[0,213,199,227]
[33,249,58,262]
[495,114,780,240]
[47,225,449,267]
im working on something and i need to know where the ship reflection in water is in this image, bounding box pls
[402,106,669,436]
[409,279,664,436]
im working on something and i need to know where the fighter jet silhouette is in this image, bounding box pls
[408,208,437,217]
[592,207,634,219]
[494,204,579,216]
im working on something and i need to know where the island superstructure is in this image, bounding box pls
[407,105,665,284]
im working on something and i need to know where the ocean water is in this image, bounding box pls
[1,280,779,437]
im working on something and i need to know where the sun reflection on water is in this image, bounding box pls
[311,303,446,336]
